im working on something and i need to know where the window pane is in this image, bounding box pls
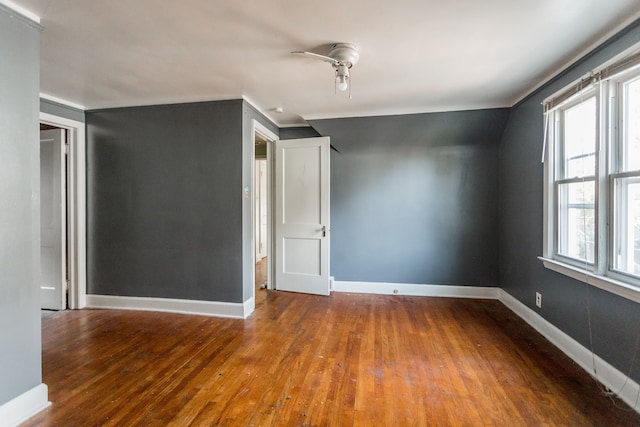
[623,79,640,172]
[558,181,595,263]
[613,177,640,277]
[562,98,596,178]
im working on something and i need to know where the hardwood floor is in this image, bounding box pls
[24,292,640,426]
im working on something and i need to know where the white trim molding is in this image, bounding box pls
[0,0,40,25]
[333,281,500,299]
[0,383,50,427]
[39,93,86,111]
[86,295,252,319]
[499,289,640,413]
[243,297,255,318]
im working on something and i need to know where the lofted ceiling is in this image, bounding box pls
[10,0,640,126]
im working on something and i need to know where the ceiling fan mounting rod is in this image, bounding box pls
[328,43,359,67]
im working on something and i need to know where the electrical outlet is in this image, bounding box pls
[535,292,542,308]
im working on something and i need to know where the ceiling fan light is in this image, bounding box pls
[335,63,350,92]
[337,75,349,92]
[292,42,358,96]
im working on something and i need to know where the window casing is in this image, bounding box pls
[543,45,640,299]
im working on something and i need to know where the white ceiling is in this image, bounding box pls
[11,0,640,126]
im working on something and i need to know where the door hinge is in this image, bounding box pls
[64,143,70,156]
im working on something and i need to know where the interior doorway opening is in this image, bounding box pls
[254,154,268,289]
[252,122,277,305]
[39,125,69,310]
[39,111,87,310]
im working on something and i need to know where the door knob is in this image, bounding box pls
[322,225,326,237]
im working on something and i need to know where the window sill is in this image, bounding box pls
[538,257,640,304]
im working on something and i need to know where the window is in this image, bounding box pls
[612,76,640,277]
[556,96,597,264]
[542,44,640,298]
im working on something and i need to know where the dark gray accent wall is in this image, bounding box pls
[499,19,640,382]
[86,100,245,303]
[40,98,85,123]
[241,101,278,302]
[0,6,42,405]
[309,109,509,286]
[280,126,320,140]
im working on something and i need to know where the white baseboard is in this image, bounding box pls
[0,383,50,427]
[87,295,252,319]
[243,297,255,318]
[499,289,640,413]
[333,281,500,299]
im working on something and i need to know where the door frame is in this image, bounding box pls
[40,112,86,309]
[254,158,268,261]
[251,120,278,301]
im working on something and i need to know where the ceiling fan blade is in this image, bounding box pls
[291,51,338,65]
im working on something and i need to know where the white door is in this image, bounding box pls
[275,137,330,295]
[40,129,66,310]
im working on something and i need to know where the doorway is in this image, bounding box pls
[254,157,267,287]
[40,111,87,309]
[249,123,331,308]
[40,125,68,310]
[253,123,276,304]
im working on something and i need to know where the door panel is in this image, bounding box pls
[284,238,321,275]
[275,137,330,295]
[40,129,66,310]
[282,145,321,224]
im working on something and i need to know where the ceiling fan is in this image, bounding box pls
[292,43,360,95]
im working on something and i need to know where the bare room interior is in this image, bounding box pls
[2,0,640,425]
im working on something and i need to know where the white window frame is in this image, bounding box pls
[541,43,640,304]
[553,92,599,269]
[608,70,640,285]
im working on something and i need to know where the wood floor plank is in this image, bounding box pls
[23,293,640,426]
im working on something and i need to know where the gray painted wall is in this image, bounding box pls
[0,6,42,405]
[40,98,85,123]
[86,100,246,303]
[310,109,509,286]
[499,19,640,382]
[280,126,320,140]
